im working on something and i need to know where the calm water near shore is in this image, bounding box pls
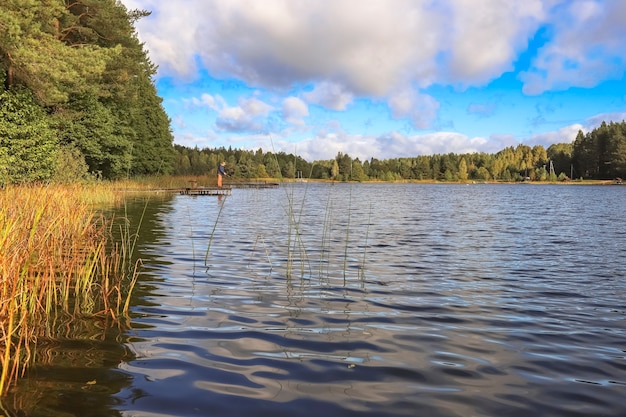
[4,183,626,416]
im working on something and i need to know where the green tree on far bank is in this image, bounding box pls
[170,120,626,183]
[573,121,626,179]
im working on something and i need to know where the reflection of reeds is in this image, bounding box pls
[0,185,138,395]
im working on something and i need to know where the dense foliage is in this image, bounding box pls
[572,121,626,180]
[174,122,626,182]
[0,0,174,185]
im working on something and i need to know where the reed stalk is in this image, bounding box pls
[359,202,372,280]
[0,184,139,395]
[204,195,228,269]
[317,191,334,279]
[343,186,352,282]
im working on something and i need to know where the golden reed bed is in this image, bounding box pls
[0,184,138,395]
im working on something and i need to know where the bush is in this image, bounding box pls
[0,88,58,185]
[53,144,91,183]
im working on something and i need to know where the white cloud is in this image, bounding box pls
[446,0,549,87]
[215,96,274,133]
[240,96,273,117]
[486,134,522,152]
[526,124,584,147]
[121,0,552,94]
[584,111,626,130]
[276,130,499,161]
[121,0,204,79]
[303,82,353,111]
[179,118,603,162]
[186,93,222,110]
[176,130,219,148]
[388,90,440,129]
[282,96,309,126]
[521,0,626,94]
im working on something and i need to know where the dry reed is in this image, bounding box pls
[0,184,138,395]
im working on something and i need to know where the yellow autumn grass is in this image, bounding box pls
[0,184,139,395]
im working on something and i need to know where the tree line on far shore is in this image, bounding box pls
[174,121,626,182]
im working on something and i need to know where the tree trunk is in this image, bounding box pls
[5,64,13,90]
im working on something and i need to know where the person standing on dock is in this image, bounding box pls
[217,161,227,188]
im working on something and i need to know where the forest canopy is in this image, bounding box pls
[174,121,626,183]
[0,0,174,185]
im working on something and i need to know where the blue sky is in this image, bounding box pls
[120,0,626,161]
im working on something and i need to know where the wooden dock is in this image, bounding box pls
[180,187,232,196]
[177,181,280,196]
[119,182,280,197]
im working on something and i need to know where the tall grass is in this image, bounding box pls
[0,184,138,395]
[204,195,228,269]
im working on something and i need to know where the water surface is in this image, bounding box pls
[5,183,626,417]
[116,183,626,417]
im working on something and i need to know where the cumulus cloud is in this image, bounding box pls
[520,0,626,94]
[388,90,440,129]
[303,82,353,111]
[121,0,552,95]
[241,96,273,116]
[526,124,584,147]
[271,124,586,161]
[446,0,548,87]
[282,96,309,126]
[186,92,313,132]
[186,93,222,110]
[584,111,626,129]
[278,130,500,161]
[180,119,595,162]
[215,96,274,133]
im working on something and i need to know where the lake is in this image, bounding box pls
[4,183,626,417]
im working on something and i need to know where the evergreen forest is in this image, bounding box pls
[0,0,174,185]
[175,121,626,183]
[1,2,625,185]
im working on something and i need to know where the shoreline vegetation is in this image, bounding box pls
[171,121,626,185]
[123,175,624,189]
[0,184,140,395]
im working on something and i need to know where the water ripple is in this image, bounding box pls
[115,184,626,417]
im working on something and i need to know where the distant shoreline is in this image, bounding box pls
[273,178,624,186]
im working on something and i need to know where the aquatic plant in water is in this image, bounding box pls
[0,184,139,395]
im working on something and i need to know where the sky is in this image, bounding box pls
[119,0,626,161]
